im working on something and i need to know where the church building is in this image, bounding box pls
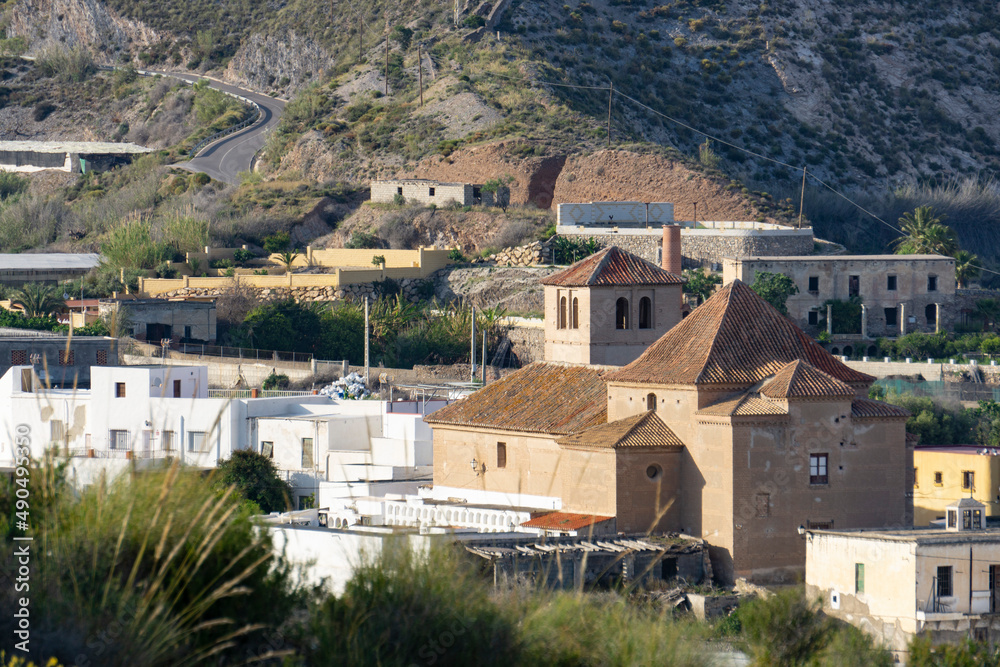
[426,256,913,582]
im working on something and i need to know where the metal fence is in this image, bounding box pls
[175,342,313,364]
[874,378,1000,403]
[207,389,317,399]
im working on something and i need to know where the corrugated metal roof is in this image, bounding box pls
[851,398,911,420]
[0,253,100,270]
[520,512,615,531]
[606,280,874,387]
[0,141,152,154]
[540,246,684,287]
[424,362,608,435]
[556,411,684,449]
[697,391,789,417]
[760,360,856,399]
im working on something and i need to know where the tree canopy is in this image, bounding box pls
[682,268,721,305]
[750,272,798,316]
[893,206,959,256]
[214,449,292,513]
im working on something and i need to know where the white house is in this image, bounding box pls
[0,365,441,508]
[806,498,1000,661]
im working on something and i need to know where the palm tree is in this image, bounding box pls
[892,206,958,256]
[976,298,1000,332]
[11,282,62,318]
[953,250,980,288]
[273,250,300,273]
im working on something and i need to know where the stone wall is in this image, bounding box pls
[506,324,544,365]
[486,240,553,267]
[560,230,814,267]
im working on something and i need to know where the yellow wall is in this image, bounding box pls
[137,247,455,297]
[913,450,1000,525]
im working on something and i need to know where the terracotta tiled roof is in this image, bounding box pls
[906,432,920,445]
[760,360,856,399]
[540,246,684,287]
[424,362,607,435]
[556,411,684,449]
[851,398,910,419]
[851,398,911,420]
[605,280,874,387]
[521,512,615,531]
[697,391,789,417]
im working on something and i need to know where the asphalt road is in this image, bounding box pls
[147,71,286,185]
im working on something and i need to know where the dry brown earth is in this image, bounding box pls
[404,143,773,221]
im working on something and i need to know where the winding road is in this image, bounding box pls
[146,71,286,185]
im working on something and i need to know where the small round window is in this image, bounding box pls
[646,464,663,481]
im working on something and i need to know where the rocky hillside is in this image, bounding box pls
[10,0,1000,187]
[6,0,1000,265]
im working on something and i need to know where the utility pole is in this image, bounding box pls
[481,331,487,383]
[385,17,390,96]
[606,82,613,148]
[798,166,807,229]
[418,43,424,106]
[359,18,364,62]
[364,296,370,385]
[470,306,476,382]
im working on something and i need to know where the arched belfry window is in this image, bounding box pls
[616,297,630,330]
[571,297,579,329]
[559,296,567,329]
[639,297,652,329]
[647,393,657,411]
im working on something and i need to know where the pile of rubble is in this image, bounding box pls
[479,240,553,267]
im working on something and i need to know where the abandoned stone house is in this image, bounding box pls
[723,255,957,338]
[100,299,217,344]
[426,274,913,583]
[370,179,508,207]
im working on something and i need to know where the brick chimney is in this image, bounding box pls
[662,225,682,275]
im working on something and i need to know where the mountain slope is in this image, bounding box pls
[7,0,1000,265]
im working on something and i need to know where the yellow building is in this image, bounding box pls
[914,446,1000,526]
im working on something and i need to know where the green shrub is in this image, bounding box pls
[463,14,486,28]
[101,217,173,270]
[233,248,257,265]
[154,261,177,278]
[262,371,290,389]
[345,230,381,249]
[0,459,299,665]
[448,247,468,262]
[0,172,28,200]
[262,231,291,253]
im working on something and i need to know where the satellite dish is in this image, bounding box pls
[63,292,69,300]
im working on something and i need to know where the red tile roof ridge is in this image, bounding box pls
[760,359,856,399]
[606,280,874,387]
[556,410,685,449]
[540,246,684,287]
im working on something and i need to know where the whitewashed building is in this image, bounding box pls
[806,498,1000,661]
[0,365,440,508]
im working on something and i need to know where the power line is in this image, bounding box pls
[422,52,1000,277]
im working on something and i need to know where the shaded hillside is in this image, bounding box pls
[7,0,1000,266]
